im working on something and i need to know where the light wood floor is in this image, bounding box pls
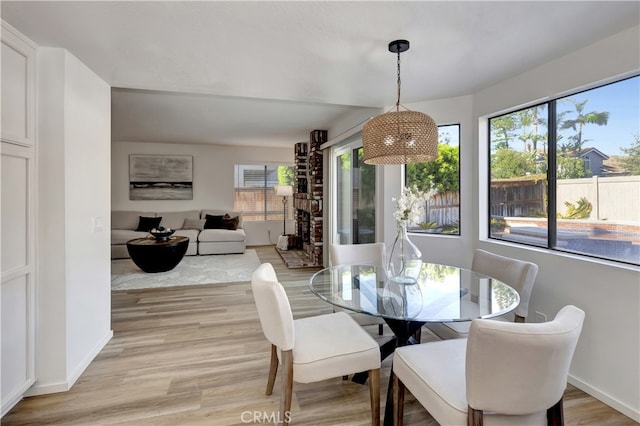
[3,246,637,425]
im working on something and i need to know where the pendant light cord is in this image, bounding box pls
[396,49,401,112]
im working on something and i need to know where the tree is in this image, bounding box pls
[620,134,640,175]
[556,155,587,179]
[491,148,536,179]
[515,106,547,153]
[490,115,518,150]
[406,144,459,193]
[357,148,376,205]
[559,99,609,152]
[277,166,294,186]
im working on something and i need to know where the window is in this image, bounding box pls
[234,164,294,221]
[405,124,461,235]
[489,75,640,265]
[335,146,376,244]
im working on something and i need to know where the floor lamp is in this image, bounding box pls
[275,185,293,250]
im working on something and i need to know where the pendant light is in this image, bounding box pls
[363,40,439,165]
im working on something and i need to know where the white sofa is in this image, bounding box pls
[111,209,246,259]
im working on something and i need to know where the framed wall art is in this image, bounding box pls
[129,154,193,200]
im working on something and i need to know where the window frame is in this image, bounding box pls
[487,75,640,266]
[234,163,295,222]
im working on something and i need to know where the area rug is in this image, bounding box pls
[111,249,261,290]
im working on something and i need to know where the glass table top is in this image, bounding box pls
[310,263,520,323]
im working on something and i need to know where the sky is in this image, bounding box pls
[557,75,639,156]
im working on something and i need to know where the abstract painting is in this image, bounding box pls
[129,155,193,200]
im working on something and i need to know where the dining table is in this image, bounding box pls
[309,261,520,426]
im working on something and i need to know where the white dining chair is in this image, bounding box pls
[425,248,539,339]
[251,262,381,425]
[393,305,585,426]
[329,243,387,335]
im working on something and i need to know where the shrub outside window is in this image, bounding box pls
[234,164,295,221]
[489,76,639,265]
[405,124,461,235]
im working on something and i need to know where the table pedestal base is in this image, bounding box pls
[350,319,425,426]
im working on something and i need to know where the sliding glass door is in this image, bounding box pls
[334,140,376,245]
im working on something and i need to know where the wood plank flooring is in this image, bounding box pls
[3,245,637,425]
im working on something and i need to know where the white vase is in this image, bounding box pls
[387,222,423,284]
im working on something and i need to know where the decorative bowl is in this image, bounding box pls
[150,227,175,241]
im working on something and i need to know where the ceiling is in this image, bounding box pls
[2,1,639,148]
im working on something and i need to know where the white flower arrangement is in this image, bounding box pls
[392,185,436,226]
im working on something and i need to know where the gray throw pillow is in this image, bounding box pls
[221,214,239,230]
[182,218,206,231]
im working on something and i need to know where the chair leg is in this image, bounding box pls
[392,372,405,426]
[412,327,421,343]
[280,350,294,426]
[547,397,564,426]
[468,406,483,426]
[369,368,380,426]
[378,324,384,335]
[266,344,279,395]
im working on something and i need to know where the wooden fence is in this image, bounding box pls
[490,179,547,218]
[421,175,639,228]
[425,192,460,226]
[234,188,293,221]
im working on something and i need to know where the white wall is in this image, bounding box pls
[62,50,112,380]
[471,25,640,421]
[111,141,294,245]
[32,47,112,395]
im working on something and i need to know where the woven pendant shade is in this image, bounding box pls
[362,109,439,164]
[363,39,439,165]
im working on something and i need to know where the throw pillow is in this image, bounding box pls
[135,216,162,232]
[222,214,240,230]
[204,214,224,229]
[182,218,206,231]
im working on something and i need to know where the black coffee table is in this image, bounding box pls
[126,236,189,273]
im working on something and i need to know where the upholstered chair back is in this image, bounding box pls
[330,242,386,267]
[328,243,387,334]
[251,263,295,351]
[472,249,538,319]
[465,305,585,415]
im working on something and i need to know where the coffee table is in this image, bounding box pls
[126,236,189,273]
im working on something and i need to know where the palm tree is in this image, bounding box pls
[560,99,609,152]
[516,106,547,153]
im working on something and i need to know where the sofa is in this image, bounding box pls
[111,209,246,259]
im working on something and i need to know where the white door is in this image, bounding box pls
[1,22,37,416]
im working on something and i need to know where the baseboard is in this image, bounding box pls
[25,329,113,397]
[67,330,114,388]
[2,380,35,417]
[23,379,70,396]
[568,374,640,422]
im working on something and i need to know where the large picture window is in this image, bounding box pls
[234,164,295,221]
[489,75,639,265]
[405,124,461,235]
